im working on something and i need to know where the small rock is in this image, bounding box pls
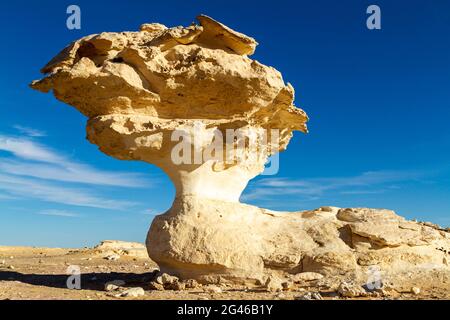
[205,285,222,293]
[104,280,126,291]
[275,293,287,300]
[149,281,165,291]
[8,265,14,270]
[265,276,283,292]
[338,281,367,298]
[411,287,421,295]
[184,279,199,289]
[281,281,294,291]
[292,272,324,282]
[161,273,179,285]
[295,292,323,300]
[105,284,119,292]
[0,260,5,265]
[166,280,186,291]
[120,287,145,298]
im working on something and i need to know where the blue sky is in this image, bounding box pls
[0,0,449,247]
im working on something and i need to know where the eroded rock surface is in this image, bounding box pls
[31,15,450,286]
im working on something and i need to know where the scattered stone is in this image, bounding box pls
[161,273,179,285]
[105,284,119,292]
[119,287,145,298]
[265,276,283,292]
[411,287,421,295]
[0,260,5,265]
[275,293,287,300]
[104,280,126,292]
[149,281,165,291]
[295,292,323,300]
[338,281,368,298]
[292,272,324,282]
[204,285,222,294]
[166,280,186,291]
[281,281,294,291]
[184,279,199,289]
[8,265,14,270]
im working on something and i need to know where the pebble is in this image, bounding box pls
[149,281,165,291]
[295,292,323,300]
[166,280,186,291]
[205,285,222,294]
[104,280,126,291]
[338,281,368,298]
[282,281,294,291]
[119,287,145,298]
[184,279,199,289]
[411,287,421,295]
[161,273,179,285]
[264,276,283,292]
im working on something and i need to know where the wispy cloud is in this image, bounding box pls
[0,135,149,187]
[0,174,137,209]
[0,159,147,187]
[0,131,151,209]
[38,209,80,218]
[242,170,429,202]
[0,193,18,200]
[13,125,46,137]
[0,135,62,163]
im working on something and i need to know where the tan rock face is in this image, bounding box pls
[31,15,449,284]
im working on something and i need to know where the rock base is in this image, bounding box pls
[146,197,450,284]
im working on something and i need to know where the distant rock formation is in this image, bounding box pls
[31,15,449,285]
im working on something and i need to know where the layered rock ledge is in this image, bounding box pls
[31,15,449,285]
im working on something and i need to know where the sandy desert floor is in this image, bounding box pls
[0,244,448,300]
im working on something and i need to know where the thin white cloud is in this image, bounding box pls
[0,159,147,187]
[0,173,137,209]
[38,210,80,218]
[0,193,18,200]
[13,125,47,137]
[243,170,429,202]
[0,136,62,163]
[0,134,149,187]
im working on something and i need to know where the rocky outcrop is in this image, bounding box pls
[93,240,149,259]
[31,15,449,285]
[148,200,449,283]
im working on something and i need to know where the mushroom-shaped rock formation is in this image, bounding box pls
[31,15,449,285]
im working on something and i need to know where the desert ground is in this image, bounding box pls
[0,240,448,300]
